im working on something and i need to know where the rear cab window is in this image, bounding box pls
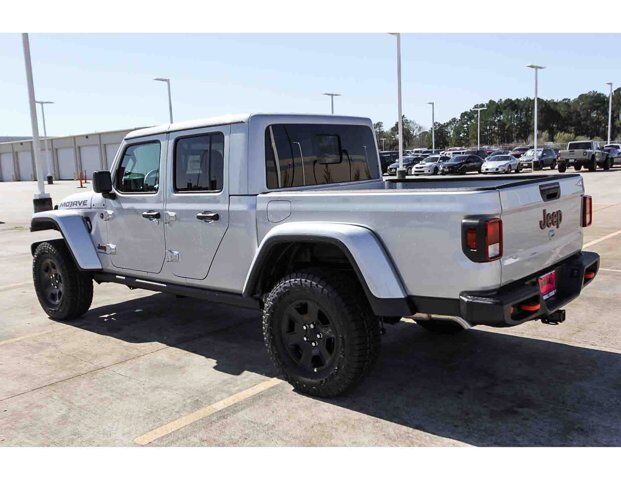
[265,124,379,189]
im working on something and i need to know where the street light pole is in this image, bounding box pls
[390,33,405,179]
[154,77,173,123]
[606,82,613,144]
[472,106,486,150]
[527,65,545,169]
[22,33,51,212]
[36,100,54,183]
[323,93,341,114]
[428,101,435,151]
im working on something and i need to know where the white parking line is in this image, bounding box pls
[134,377,283,446]
[599,268,621,273]
[583,228,621,248]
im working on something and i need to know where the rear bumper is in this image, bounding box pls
[458,251,599,327]
[390,251,599,326]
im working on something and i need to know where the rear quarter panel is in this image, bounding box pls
[256,189,503,299]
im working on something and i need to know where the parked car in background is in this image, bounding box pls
[385,155,423,175]
[604,144,621,166]
[485,149,511,159]
[558,141,612,172]
[481,154,520,174]
[511,146,532,158]
[439,154,484,175]
[411,154,450,175]
[379,150,399,173]
[519,147,558,170]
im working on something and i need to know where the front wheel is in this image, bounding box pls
[550,160,557,170]
[588,157,597,172]
[33,241,93,321]
[516,164,522,173]
[263,271,381,397]
[558,163,567,173]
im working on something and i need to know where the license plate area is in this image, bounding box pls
[538,271,557,300]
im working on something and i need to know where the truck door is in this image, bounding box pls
[163,126,230,281]
[107,136,167,274]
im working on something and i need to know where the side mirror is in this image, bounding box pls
[92,170,115,199]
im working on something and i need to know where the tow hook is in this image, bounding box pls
[541,309,566,325]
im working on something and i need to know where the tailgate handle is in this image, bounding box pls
[539,182,560,202]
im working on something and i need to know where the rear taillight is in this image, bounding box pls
[462,217,503,262]
[581,195,592,227]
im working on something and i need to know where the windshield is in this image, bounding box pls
[568,142,592,150]
[523,148,542,157]
[487,155,512,162]
[448,155,468,163]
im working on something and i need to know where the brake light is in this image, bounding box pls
[462,217,503,262]
[581,195,592,227]
[486,218,502,260]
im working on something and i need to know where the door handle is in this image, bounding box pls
[142,210,161,220]
[196,211,219,222]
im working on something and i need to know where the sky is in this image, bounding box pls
[0,33,620,137]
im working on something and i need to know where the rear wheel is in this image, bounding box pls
[574,164,582,171]
[603,156,611,171]
[550,160,557,170]
[416,319,466,335]
[263,271,381,397]
[33,241,93,321]
[588,156,597,172]
[558,163,567,173]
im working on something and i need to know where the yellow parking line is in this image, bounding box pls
[134,377,283,446]
[0,281,31,292]
[583,228,621,248]
[0,326,71,347]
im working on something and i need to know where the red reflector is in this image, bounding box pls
[519,303,541,312]
[584,271,595,280]
[466,228,477,250]
[582,195,592,227]
[485,218,503,260]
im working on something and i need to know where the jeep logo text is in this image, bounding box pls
[539,209,562,230]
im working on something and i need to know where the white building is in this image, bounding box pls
[0,127,146,182]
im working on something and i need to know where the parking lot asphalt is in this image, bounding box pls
[1,171,620,446]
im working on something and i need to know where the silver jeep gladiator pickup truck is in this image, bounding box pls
[30,113,599,397]
[558,140,612,172]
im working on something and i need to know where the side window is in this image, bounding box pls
[116,142,161,193]
[174,132,224,192]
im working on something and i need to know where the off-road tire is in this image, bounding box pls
[588,157,597,172]
[574,164,582,171]
[558,163,567,173]
[416,319,466,334]
[262,270,381,397]
[603,156,611,171]
[33,241,93,321]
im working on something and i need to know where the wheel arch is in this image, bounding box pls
[244,222,409,317]
[31,211,102,271]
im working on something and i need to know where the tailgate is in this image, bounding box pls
[499,175,584,285]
